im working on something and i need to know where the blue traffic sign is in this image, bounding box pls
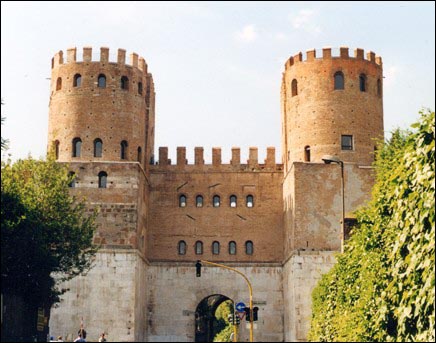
[235,302,246,312]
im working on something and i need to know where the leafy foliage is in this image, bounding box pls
[1,156,98,306]
[308,110,435,342]
[213,300,234,342]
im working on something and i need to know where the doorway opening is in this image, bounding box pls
[195,294,234,342]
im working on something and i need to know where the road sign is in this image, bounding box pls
[235,302,246,312]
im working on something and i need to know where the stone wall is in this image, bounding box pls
[49,250,148,342]
[283,162,375,255]
[283,252,336,342]
[146,263,283,342]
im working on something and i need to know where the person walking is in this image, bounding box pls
[98,332,107,342]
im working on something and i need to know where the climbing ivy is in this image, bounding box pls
[308,110,435,342]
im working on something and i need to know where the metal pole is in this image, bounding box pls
[340,161,345,253]
[200,260,254,342]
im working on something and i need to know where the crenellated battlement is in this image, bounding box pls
[51,46,149,73]
[153,147,282,171]
[284,47,382,69]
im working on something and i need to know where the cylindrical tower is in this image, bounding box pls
[47,47,155,166]
[281,47,384,170]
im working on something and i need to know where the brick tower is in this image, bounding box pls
[281,47,384,341]
[48,47,155,166]
[281,47,384,170]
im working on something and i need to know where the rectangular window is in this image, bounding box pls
[341,135,353,150]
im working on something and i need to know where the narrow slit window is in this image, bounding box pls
[178,241,186,255]
[377,79,382,97]
[291,79,298,96]
[73,74,82,87]
[359,74,367,92]
[56,77,62,90]
[98,171,107,189]
[120,140,128,160]
[229,241,236,255]
[72,138,82,157]
[195,241,203,255]
[138,82,143,95]
[230,195,237,208]
[53,140,60,160]
[213,195,220,208]
[246,195,254,208]
[196,195,203,208]
[137,147,142,163]
[94,138,102,158]
[98,74,106,88]
[179,195,187,208]
[304,146,311,162]
[212,241,220,255]
[334,71,344,90]
[121,76,129,90]
[245,241,254,255]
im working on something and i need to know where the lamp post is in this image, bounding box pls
[322,155,345,253]
[196,260,254,342]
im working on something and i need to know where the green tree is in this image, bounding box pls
[308,109,435,342]
[213,300,234,342]
[1,155,98,307]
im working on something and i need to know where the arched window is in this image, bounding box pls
[230,195,237,208]
[245,241,254,255]
[179,194,187,207]
[98,74,106,88]
[53,140,60,160]
[377,79,382,97]
[195,241,203,255]
[120,140,128,160]
[98,171,107,189]
[229,241,236,255]
[291,79,298,96]
[178,241,186,255]
[121,76,129,90]
[212,241,220,255]
[94,138,102,158]
[68,171,76,188]
[246,195,254,208]
[304,146,311,162]
[73,74,82,87]
[138,82,143,95]
[196,195,203,208]
[213,195,220,208]
[72,137,82,157]
[334,71,344,90]
[137,147,142,163]
[359,74,367,92]
[56,77,62,90]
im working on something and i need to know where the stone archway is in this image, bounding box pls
[195,294,232,342]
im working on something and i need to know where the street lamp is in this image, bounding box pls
[322,155,345,253]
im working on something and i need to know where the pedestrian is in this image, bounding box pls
[74,333,86,342]
[57,336,63,342]
[98,332,107,342]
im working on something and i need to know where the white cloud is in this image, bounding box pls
[275,32,287,41]
[235,25,257,42]
[290,9,321,34]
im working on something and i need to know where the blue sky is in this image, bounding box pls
[1,1,435,163]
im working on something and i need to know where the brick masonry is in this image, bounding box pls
[48,46,383,341]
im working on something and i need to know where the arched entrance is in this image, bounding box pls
[195,294,233,342]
